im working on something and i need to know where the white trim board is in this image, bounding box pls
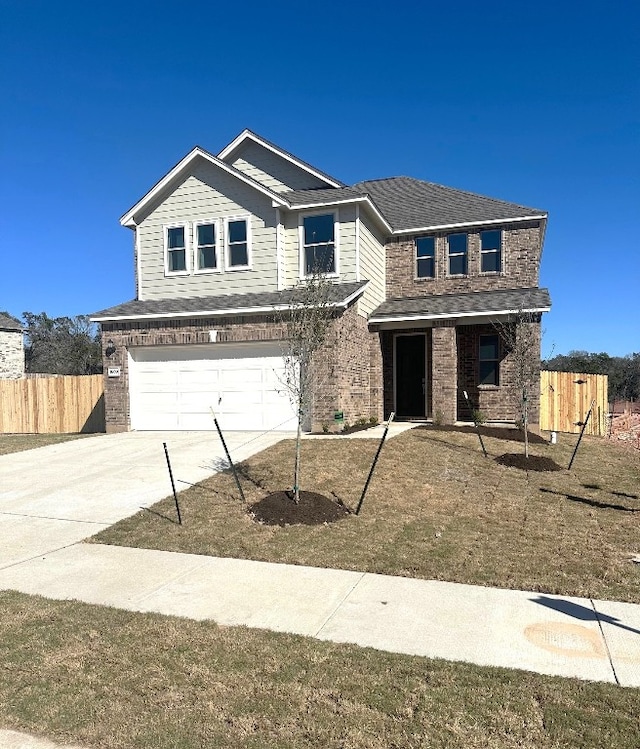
[120,147,288,228]
[91,284,369,323]
[218,129,344,189]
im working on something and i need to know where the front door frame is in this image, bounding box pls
[393,331,431,419]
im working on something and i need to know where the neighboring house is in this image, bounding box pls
[91,130,551,433]
[0,313,25,379]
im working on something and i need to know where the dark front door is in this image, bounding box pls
[395,334,426,419]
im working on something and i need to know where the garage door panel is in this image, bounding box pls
[129,343,296,431]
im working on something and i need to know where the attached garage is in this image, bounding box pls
[128,342,296,431]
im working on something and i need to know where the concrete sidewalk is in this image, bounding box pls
[1,542,639,689]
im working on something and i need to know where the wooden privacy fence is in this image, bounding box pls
[540,370,608,436]
[0,375,105,434]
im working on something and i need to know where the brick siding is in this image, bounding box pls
[100,306,380,433]
[457,321,541,424]
[386,221,543,300]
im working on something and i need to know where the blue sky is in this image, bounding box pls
[1,0,638,357]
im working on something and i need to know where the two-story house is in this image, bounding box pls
[92,130,551,433]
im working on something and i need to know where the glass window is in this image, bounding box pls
[448,233,467,275]
[196,223,217,270]
[303,214,335,275]
[481,229,502,273]
[416,236,435,278]
[228,219,248,267]
[166,226,186,273]
[479,334,500,385]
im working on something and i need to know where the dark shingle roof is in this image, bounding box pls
[91,282,368,321]
[282,186,367,206]
[0,313,22,331]
[354,177,546,232]
[370,287,551,322]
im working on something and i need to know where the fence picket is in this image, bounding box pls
[0,375,105,434]
[540,371,608,436]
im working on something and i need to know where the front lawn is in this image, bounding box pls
[1,591,638,749]
[91,426,640,603]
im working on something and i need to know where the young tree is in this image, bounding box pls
[278,272,335,503]
[494,308,541,459]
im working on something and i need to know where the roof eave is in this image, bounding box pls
[120,146,288,227]
[368,305,551,325]
[390,214,547,235]
[276,196,393,234]
[91,283,369,324]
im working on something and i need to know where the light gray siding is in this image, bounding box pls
[281,206,358,288]
[357,209,387,317]
[228,141,331,193]
[137,160,279,300]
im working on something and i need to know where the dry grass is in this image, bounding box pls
[0,433,90,456]
[92,426,640,603]
[1,591,638,749]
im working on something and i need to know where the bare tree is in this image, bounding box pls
[278,271,335,502]
[494,308,541,459]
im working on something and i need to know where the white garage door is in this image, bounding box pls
[128,342,296,431]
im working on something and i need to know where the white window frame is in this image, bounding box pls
[163,222,190,276]
[224,216,252,271]
[193,219,222,274]
[415,235,436,279]
[298,211,340,279]
[447,232,468,277]
[480,229,503,274]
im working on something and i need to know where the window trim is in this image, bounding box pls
[479,333,500,387]
[224,216,252,271]
[193,219,222,274]
[415,235,436,279]
[299,210,340,279]
[480,229,502,274]
[447,232,468,276]
[163,222,190,276]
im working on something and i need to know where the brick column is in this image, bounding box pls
[431,322,458,424]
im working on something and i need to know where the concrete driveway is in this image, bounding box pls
[0,430,290,568]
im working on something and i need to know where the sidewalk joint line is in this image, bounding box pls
[590,598,620,686]
[313,572,367,638]
[0,510,111,526]
[0,540,85,573]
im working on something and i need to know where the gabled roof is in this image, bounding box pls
[369,287,551,324]
[0,313,22,332]
[218,129,346,189]
[279,186,393,233]
[120,145,289,227]
[91,282,369,322]
[354,177,547,234]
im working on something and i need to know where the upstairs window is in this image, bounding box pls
[303,214,336,275]
[165,225,188,274]
[448,233,467,275]
[481,229,502,273]
[416,236,435,278]
[227,219,250,269]
[195,222,218,271]
[479,334,500,385]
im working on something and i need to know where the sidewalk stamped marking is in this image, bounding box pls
[525,622,606,659]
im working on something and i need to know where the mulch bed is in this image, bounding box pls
[495,453,564,472]
[249,491,352,526]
